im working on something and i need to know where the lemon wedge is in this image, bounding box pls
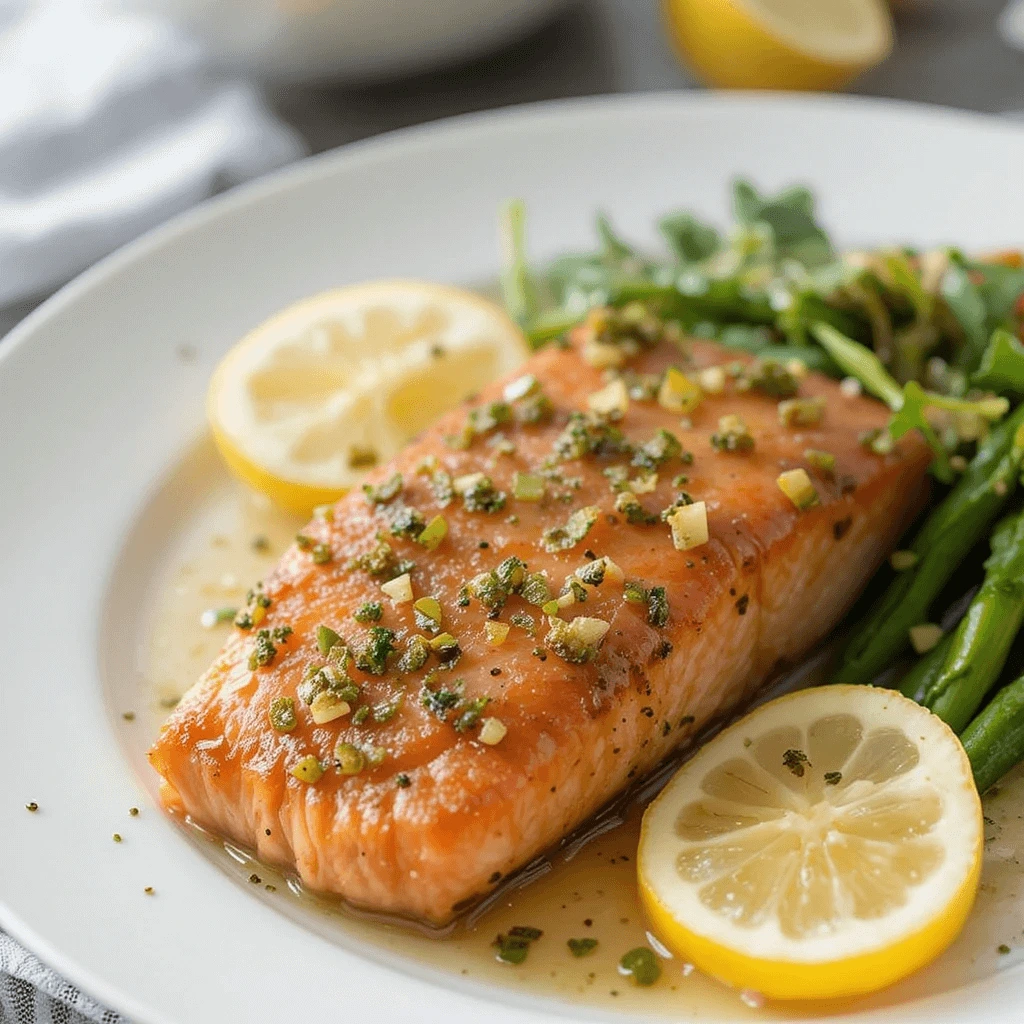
[208,281,529,514]
[638,686,982,1000]
[663,0,893,91]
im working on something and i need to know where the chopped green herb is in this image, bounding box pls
[334,742,365,775]
[290,756,323,784]
[396,773,412,788]
[355,627,397,675]
[420,678,464,720]
[519,571,552,606]
[268,696,297,732]
[248,629,278,671]
[461,475,507,514]
[509,612,536,636]
[413,595,443,633]
[568,938,599,957]
[619,947,661,986]
[352,705,370,724]
[711,414,755,453]
[546,615,610,663]
[398,635,430,673]
[647,586,669,627]
[372,694,404,723]
[311,543,332,565]
[632,429,682,470]
[354,602,383,624]
[824,771,842,786]
[778,396,826,427]
[542,505,601,553]
[553,412,629,462]
[512,472,545,501]
[804,448,836,474]
[317,624,343,654]
[387,503,426,539]
[737,358,800,398]
[454,696,491,732]
[417,514,448,550]
[363,473,403,504]
[295,533,314,550]
[614,491,658,525]
[783,748,810,777]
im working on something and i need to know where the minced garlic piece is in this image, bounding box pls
[909,623,943,655]
[698,365,726,395]
[310,692,351,724]
[890,550,919,572]
[667,501,708,552]
[658,367,703,414]
[479,717,508,745]
[778,397,826,428]
[777,469,819,510]
[588,379,629,417]
[582,338,625,369]
[485,621,510,646]
[381,572,414,603]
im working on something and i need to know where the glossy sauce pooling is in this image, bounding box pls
[142,483,1024,1019]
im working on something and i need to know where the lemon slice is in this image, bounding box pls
[208,281,528,514]
[663,0,893,92]
[638,686,982,1000]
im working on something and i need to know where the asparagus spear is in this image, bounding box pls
[961,670,1024,794]
[835,403,1024,686]
[898,631,955,703]
[922,509,1024,732]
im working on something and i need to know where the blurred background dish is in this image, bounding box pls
[118,0,571,83]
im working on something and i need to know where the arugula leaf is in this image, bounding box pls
[732,179,833,268]
[973,261,1024,326]
[941,261,988,366]
[887,381,952,483]
[810,322,904,409]
[595,213,636,263]
[499,199,538,330]
[658,211,720,263]
[972,328,1024,394]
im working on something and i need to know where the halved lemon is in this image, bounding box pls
[208,281,529,515]
[638,686,982,1001]
[663,0,893,92]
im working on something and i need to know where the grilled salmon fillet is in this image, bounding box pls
[150,318,930,925]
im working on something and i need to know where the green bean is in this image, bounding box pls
[898,631,955,703]
[961,671,1024,794]
[835,403,1024,686]
[923,509,1024,732]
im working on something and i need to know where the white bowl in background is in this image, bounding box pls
[119,0,569,83]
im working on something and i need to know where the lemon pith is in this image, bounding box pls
[207,280,528,515]
[637,686,983,1000]
[663,0,893,92]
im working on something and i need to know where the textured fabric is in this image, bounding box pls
[0,930,123,1023]
[0,1,305,307]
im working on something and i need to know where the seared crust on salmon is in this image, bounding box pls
[150,325,930,925]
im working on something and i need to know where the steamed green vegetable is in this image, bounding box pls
[923,509,1024,732]
[898,631,956,703]
[836,405,1024,687]
[962,670,1024,794]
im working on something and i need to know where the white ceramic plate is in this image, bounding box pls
[3,93,1024,1024]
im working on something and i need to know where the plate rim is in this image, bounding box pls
[3,89,1024,1024]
